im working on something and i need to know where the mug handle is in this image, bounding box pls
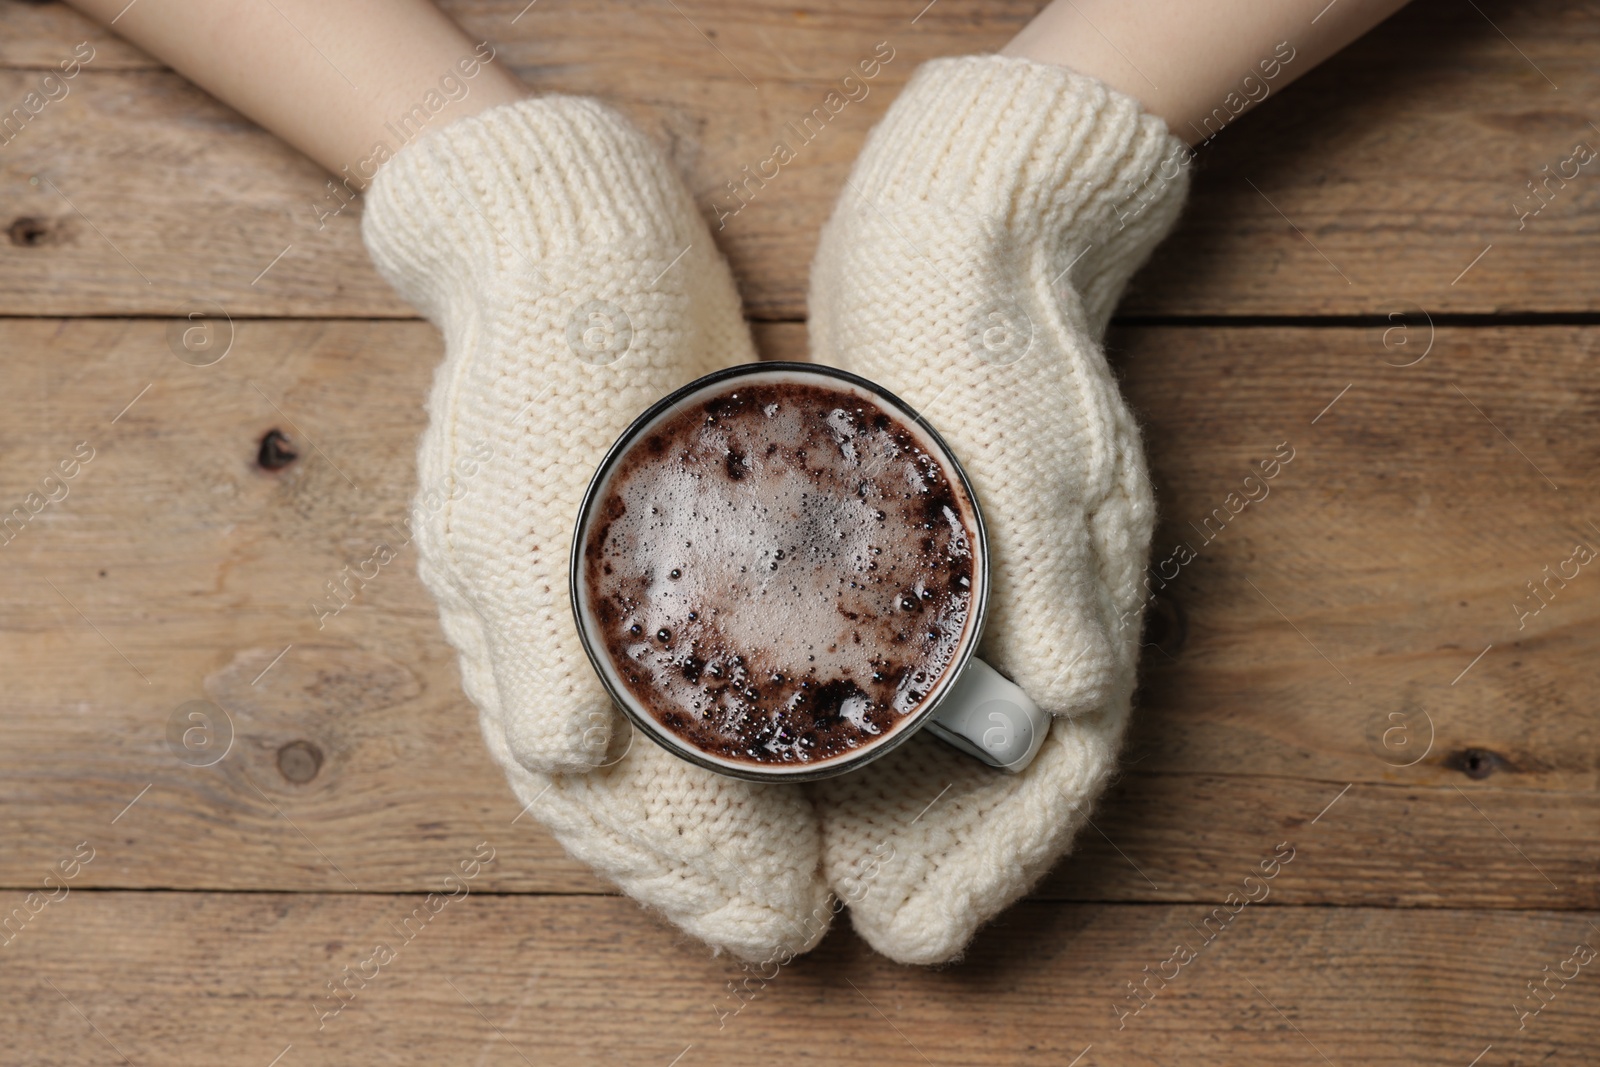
[923,658,1051,772]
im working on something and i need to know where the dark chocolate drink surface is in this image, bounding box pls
[582,379,979,766]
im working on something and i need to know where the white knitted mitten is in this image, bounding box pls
[363,97,830,961]
[807,56,1189,964]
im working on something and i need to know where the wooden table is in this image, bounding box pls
[2,0,1596,1063]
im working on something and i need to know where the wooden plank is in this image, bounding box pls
[0,0,150,69]
[0,0,1597,317]
[4,893,1595,1066]
[1,320,1596,905]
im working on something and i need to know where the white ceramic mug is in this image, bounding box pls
[570,362,1050,782]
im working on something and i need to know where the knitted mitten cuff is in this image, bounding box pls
[837,54,1189,335]
[363,95,705,334]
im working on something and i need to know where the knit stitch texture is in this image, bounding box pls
[808,55,1190,964]
[363,96,831,962]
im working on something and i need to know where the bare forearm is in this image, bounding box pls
[64,0,526,184]
[1003,0,1410,143]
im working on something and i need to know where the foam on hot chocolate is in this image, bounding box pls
[582,379,978,766]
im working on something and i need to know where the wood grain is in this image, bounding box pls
[0,0,1597,317]
[4,892,1595,1066]
[1,319,1593,906]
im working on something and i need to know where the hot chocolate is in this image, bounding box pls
[581,378,979,766]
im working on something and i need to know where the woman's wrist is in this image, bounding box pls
[64,0,528,184]
[1001,0,1410,145]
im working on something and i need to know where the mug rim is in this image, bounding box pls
[568,361,991,783]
